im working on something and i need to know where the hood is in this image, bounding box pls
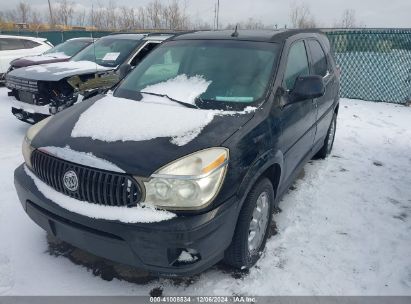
[11,54,70,68]
[32,95,255,177]
[8,60,113,82]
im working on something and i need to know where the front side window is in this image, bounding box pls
[308,40,328,77]
[44,40,91,57]
[284,41,309,90]
[71,37,142,67]
[115,40,280,111]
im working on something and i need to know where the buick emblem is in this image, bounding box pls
[63,170,79,192]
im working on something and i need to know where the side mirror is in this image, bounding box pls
[290,75,325,103]
[118,63,132,79]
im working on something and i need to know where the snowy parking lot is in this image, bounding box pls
[0,86,410,296]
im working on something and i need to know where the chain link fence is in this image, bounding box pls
[2,28,411,104]
[325,29,411,104]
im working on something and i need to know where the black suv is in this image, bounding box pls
[14,29,340,276]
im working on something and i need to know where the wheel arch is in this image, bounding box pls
[236,149,283,209]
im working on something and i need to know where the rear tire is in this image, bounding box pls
[224,178,274,269]
[315,113,337,159]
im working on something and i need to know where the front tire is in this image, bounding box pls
[224,178,275,269]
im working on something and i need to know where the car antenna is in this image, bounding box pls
[231,25,239,37]
[91,3,97,73]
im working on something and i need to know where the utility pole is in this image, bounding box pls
[216,0,220,30]
[47,0,54,25]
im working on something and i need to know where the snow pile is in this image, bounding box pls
[39,146,124,173]
[142,74,211,105]
[71,95,217,146]
[24,166,175,224]
[177,250,199,263]
[25,60,110,75]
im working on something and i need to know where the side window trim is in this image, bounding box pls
[282,39,310,91]
[128,41,160,66]
[307,39,330,78]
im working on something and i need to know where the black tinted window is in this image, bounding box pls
[284,41,309,90]
[23,39,41,49]
[0,38,26,50]
[308,40,328,76]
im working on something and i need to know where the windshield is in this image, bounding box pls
[114,40,280,110]
[71,37,142,67]
[44,40,91,57]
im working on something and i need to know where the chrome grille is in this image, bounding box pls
[31,150,142,207]
[6,75,38,93]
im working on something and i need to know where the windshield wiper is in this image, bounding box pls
[140,91,198,109]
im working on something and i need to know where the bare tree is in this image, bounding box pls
[75,8,86,27]
[146,0,162,29]
[136,7,147,29]
[290,2,317,28]
[335,9,364,28]
[118,6,136,30]
[55,0,75,26]
[31,10,43,24]
[164,0,188,30]
[16,1,31,23]
[102,0,118,30]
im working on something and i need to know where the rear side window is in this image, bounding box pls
[23,39,41,49]
[0,38,26,50]
[284,41,309,90]
[308,40,328,77]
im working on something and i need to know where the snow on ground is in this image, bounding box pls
[0,86,410,295]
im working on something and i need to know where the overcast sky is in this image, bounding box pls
[2,0,411,28]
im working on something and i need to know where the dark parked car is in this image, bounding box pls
[7,37,94,73]
[6,33,172,124]
[15,29,340,276]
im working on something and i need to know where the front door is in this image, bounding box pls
[306,39,337,144]
[279,40,317,181]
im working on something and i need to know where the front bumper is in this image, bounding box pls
[14,164,240,277]
[11,99,50,115]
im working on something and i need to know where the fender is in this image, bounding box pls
[236,149,284,209]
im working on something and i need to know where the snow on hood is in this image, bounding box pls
[142,74,211,105]
[71,75,256,146]
[24,166,176,223]
[20,53,70,62]
[38,146,125,173]
[71,95,220,146]
[25,60,111,76]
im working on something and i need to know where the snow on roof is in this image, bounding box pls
[38,146,125,173]
[25,60,110,75]
[24,165,176,223]
[71,94,217,146]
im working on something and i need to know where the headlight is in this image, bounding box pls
[141,148,229,210]
[22,117,52,168]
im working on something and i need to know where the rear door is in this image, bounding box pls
[279,39,317,181]
[306,38,337,145]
